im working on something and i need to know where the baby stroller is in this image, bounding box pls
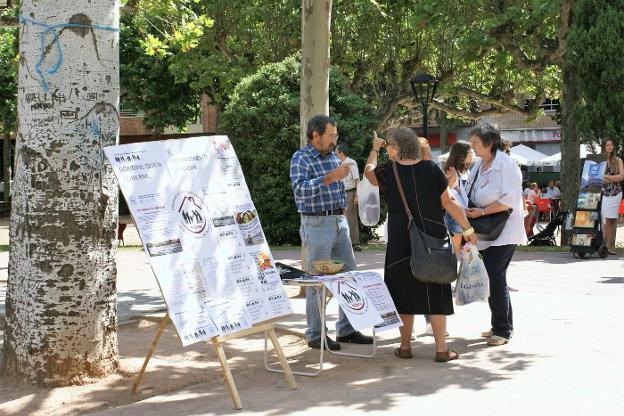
[528,210,569,246]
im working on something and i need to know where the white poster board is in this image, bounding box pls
[104,136,293,346]
[322,271,402,332]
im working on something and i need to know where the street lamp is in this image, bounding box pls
[409,73,439,140]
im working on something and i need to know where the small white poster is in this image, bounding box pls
[104,136,293,346]
[323,271,402,332]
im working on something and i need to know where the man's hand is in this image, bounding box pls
[325,163,352,185]
[333,163,352,180]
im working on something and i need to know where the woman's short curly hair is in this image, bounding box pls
[385,128,421,160]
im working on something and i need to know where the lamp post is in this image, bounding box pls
[409,73,439,140]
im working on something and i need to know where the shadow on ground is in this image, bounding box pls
[0,314,542,416]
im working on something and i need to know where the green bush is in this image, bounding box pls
[220,55,379,245]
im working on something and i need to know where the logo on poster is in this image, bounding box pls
[174,192,208,234]
[337,280,367,314]
[211,138,231,154]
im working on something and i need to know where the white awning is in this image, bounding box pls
[509,144,547,166]
[535,145,595,167]
[501,129,560,143]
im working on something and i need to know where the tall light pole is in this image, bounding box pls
[409,73,439,140]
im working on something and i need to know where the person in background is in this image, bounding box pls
[465,124,526,346]
[418,137,433,161]
[601,138,624,255]
[523,181,531,198]
[290,115,373,350]
[525,182,541,235]
[544,180,561,215]
[502,137,513,156]
[335,144,362,251]
[364,128,477,361]
[527,182,541,203]
[443,141,473,255]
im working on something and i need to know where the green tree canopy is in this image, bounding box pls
[220,55,379,245]
[0,27,17,135]
[568,0,624,150]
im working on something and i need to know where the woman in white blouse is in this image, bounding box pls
[465,124,526,346]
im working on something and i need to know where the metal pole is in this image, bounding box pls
[422,103,429,140]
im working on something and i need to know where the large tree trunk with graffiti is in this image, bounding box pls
[1,0,120,385]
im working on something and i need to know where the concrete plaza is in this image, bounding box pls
[0,219,623,415]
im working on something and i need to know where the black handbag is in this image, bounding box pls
[466,162,512,241]
[392,162,457,284]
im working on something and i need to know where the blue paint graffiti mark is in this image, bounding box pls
[89,117,101,136]
[19,15,119,92]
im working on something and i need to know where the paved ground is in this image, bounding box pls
[0,218,623,415]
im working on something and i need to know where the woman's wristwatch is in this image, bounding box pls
[462,226,475,237]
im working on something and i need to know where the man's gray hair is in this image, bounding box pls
[386,128,421,160]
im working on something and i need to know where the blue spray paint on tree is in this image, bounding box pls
[19,15,119,92]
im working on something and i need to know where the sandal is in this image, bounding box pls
[394,347,413,359]
[434,349,459,362]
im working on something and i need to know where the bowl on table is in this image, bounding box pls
[311,260,344,275]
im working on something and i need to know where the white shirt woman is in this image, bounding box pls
[466,150,526,251]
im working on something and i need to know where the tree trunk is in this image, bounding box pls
[560,64,581,246]
[2,129,10,202]
[300,0,332,147]
[2,1,120,385]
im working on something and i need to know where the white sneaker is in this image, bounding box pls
[481,329,514,338]
[487,335,509,346]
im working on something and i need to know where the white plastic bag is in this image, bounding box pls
[357,177,380,226]
[455,244,490,306]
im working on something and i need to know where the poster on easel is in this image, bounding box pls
[104,136,293,346]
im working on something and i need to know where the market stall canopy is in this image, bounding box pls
[438,144,546,166]
[437,151,481,164]
[508,144,547,166]
[535,145,595,167]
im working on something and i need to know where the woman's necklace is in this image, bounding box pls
[481,155,495,173]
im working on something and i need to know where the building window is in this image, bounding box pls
[540,99,560,112]
[523,98,560,113]
[119,101,144,118]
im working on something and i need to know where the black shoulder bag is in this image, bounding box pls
[392,162,457,284]
[466,162,512,241]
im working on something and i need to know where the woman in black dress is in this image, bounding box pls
[364,128,476,362]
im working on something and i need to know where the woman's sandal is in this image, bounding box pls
[394,347,413,359]
[435,349,459,362]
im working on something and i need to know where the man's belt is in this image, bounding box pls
[345,188,356,192]
[302,208,345,216]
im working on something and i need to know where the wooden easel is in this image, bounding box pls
[132,313,297,409]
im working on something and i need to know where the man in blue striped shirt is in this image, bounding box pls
[290,115,373,350]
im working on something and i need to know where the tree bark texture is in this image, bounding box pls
[2,131,10,202]
[560,64,581,246]
[2,0,120,385]
[300,0,331,147]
